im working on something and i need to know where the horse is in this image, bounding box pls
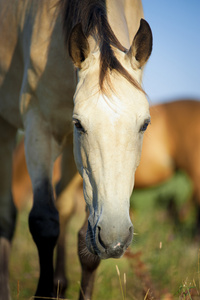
[135,99,200,191]
[0,0,152,299]
[135,99,200,225]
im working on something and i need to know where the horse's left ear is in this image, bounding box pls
[127,19,152,68]
[68,23,90,69]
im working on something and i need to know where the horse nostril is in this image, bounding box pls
[97,224,133,251]
[97,226,107,249]
[129,226,133,234]
[125,226,134,245]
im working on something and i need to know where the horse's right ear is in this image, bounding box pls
[68,23,90,69]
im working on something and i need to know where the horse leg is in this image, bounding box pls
[78,210,101,300]
[193,179,200,237]
[24,112,61,299]
[186,162,200,236]
[54,136,77,297]
[0,117,17,300]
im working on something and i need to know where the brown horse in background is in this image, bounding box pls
[12,98,200,297]
[135,99,200,194]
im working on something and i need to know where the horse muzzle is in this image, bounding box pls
[86,216,133,259]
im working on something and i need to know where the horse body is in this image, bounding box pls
[135,100,200,193]
[162,100,200,186]
[135,103,174,187]
[0,0,152,299]
[0,0,75,135]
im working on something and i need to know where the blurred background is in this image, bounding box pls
[142,0,200,103]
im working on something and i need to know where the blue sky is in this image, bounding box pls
[141,0,200,104]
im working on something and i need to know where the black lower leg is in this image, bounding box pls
[29,179,59,299]
[54,234,68,298]
[195,202,200,236]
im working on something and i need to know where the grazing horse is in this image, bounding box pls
[0,0,152,299]
[135,99,200,221]
[135,99,200,190]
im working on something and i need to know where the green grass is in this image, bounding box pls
[10,171,200,299]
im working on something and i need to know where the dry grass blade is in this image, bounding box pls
[124,273,126,300]
[78,280,86,300]
[193,279,199,296]
[144,289,150,300]
[116,265,125,300]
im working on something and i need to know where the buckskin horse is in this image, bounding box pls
[0,0,152,299]
[135,99,200,191]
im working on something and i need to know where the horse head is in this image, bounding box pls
[68,19,152,259]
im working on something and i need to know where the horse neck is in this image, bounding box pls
[124,0,144,42]
[106,0,129,48]
[106,0,144,49]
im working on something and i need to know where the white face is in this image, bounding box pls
[72,51,150,259]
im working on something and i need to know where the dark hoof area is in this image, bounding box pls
[54,277,68,299]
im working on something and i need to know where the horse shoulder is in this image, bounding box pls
[19,1,75,140]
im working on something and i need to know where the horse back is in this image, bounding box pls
[135,103,174,188]
[135,99,200,188]
[163,100,200,174]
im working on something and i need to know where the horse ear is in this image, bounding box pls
[68,23,90,68]
[127,19,152,68]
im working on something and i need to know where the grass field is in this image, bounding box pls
[10,171,200,299]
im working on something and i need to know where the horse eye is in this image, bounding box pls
[73,119,85,133]
[140,119,150,132]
